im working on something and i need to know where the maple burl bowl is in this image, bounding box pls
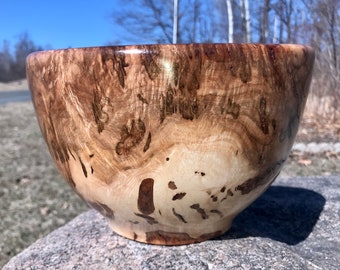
[26,44,314,245]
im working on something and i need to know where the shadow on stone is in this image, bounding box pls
[221,186,326,245]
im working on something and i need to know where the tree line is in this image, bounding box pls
[0,33,43,82]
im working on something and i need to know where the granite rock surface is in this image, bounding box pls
[4,175,339,270]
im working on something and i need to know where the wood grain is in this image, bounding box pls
[27,44,314,245]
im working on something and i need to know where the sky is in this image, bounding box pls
[0,0,126,51]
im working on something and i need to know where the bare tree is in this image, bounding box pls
[180,0,214,42]
[239,0,251,42]
[0,40,14,82]
[14,33,40,79]
[173,0,179,44]
[226,0,234,42]
[303,0,339,81]
[272,15,280,43]
[244,0,251,42]
[300,0,340,122]
[110,0,215,44]
[319,0,339,71]
[259,0,271,43]
[0,33,41,82]
[273,0,295,42]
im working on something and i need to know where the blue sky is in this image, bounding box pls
[0,0,125,50]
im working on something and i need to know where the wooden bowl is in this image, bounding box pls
[26,44,314,245]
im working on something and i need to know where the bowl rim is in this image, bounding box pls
[27,43,314,58]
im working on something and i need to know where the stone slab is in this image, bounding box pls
[4,175,340,270]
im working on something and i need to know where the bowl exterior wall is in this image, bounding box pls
[26,44,314,245]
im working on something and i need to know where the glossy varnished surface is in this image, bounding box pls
[26,44,314,245]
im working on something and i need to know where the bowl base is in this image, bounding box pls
[108,219,233,246]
